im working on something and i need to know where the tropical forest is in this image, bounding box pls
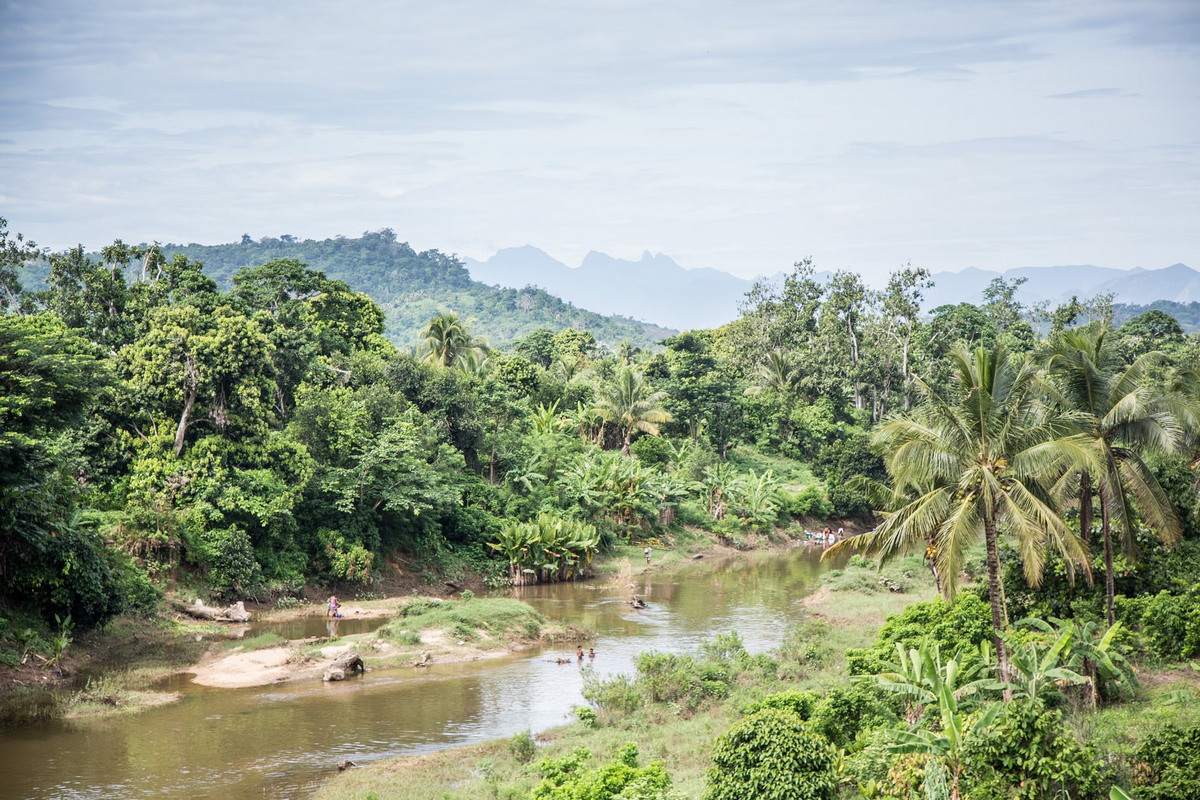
[2,221,1199,800]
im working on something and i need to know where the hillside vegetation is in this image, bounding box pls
[158,231,675,348]
[2,217,1200,799]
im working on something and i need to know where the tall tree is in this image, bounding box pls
[818,270,870,410]
[0,217,44,313]
[881,264,933,412]
[828,343,1096,679]
[1044,326,1187,625]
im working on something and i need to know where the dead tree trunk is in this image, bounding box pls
[170,598,251,623]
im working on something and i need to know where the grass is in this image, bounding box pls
[1074,666,1200,758]
[65,673,181,719]
[726,446,821,490]
[312,553,942,800]
[380,598,557,649]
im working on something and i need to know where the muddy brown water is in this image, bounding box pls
[0,545,841,800]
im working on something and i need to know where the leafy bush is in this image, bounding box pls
[808,684,895,748]
[744,690,819,720]
[1116,587,1200,661]
[635,651,729,710]
[1132,724,1200,800]
[960,701,1108,800]
[786,486,833,519]
[630,435,674,467]
[6,524,127,628]
[532,743,675,800]
[704,708,837,800]
[574,705,598,728]
[581,671,642,718]
[509,728,537,764]
[846,594,992,675]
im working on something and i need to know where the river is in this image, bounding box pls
[0,545,838,800]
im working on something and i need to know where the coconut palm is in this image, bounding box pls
[419,312,488,370]
[745,349,802,397]
[1044,326,1187,625]
[827,343,1097,679]
[592,367,672,454]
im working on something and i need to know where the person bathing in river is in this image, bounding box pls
[576,645,584,660]
[589,648,596,659]
[644,546,652,564]
[327,595,340,618]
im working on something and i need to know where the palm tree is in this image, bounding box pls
[744,349,803,445]
[827,343,1097,679]
[1044,326,1186,625]
[592,367,672,454]
[745,349,802,397]
[419,313,488,370]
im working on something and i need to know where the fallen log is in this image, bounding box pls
[323,650,366,682]
[170,598,252,623]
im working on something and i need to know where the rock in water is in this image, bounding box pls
[323,651,365,682]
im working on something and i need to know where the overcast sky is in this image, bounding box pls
[2,1,1197,284]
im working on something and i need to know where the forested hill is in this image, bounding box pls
[160,231,675,348]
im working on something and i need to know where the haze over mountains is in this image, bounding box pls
[466,247,1200,331]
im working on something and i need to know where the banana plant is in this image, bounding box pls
[862,640,1004,800]
[1015,616,1137,706]
[859,640,1001,725]
[999,626,1090,707]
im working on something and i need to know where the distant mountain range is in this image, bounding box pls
[466,247,1200,330]
[152,233,676,348]
[921,263,1200,310]
[465,247,763,331]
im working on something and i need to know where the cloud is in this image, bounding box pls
[0,0,1197,283]
[1047,88,1128,99]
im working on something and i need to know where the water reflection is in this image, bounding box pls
[0,545,839,800]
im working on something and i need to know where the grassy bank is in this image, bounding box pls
[313,550,1200,800]
[313,554,939,800]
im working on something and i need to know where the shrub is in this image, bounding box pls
[787,486,833,519]
[574,705,598,728]
[582,671,642,718]
[744,690,819,720]
[960,701,1108,800]
[532,743,674,800]
[635,651,717,710]
[1117,588,1200,661]
[846,594,992,675]
[509,728,537,764]
[1132,724,1200,800]
[808,684,895,748]
[704,708,837,800]
[630,435,674,467]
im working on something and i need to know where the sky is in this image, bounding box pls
[1,1,1198,284]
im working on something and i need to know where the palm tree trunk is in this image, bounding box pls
[1100,492,1116,627]
[983,516,1011,692]
[1079,470,1093,546]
